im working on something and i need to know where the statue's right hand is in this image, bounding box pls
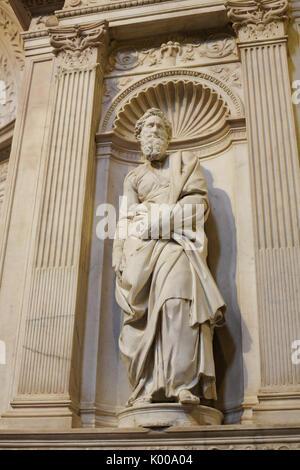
[112,249,124,280]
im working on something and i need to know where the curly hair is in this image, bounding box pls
[135,108,172,141]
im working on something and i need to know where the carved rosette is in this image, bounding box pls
[225,0,289,41]
[49,20,108,74]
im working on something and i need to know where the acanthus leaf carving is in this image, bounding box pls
[225,0,289,40]
[49,20,108,72]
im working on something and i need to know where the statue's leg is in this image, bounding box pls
[160,297,202,402]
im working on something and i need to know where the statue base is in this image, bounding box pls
[117,403,223,428]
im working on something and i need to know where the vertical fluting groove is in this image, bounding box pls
[57,71,81,267]
[18,55,100,394]
[63,70,85,267]
[260,46,280,248]
[278,45,300,245]
[60,268,75,393]
[51,71,78,268]
[278,249,293,384]
[70,70,92,266]
[241,48,260,249]
[252,46,273,249]
[242,40,300,389]
[58,72,82,265]
[47,71,75,268]
[257,252,268,385]
[273,250,285,385]
[46,268,60,393]
[246,48,266,248]
[28,269,47,392]
[35,75,64,269]
[264,46,286,247]
[268,45,290,248]
[273,45,293,247]
[40,72,71,268]
[32,268,52,392]
[38,268,55,393]
[258,247,300,387]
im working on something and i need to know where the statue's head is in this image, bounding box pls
[135,108,172,161]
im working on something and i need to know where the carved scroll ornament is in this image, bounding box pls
[225,0,289,40]
[49,20,108,70]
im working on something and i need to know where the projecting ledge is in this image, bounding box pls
[0,424,300,449]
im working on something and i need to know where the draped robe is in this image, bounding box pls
[113,151,226,405]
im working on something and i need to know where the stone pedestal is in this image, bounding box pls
[117,404,223,428]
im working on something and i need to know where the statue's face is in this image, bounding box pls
[140,114,169,161]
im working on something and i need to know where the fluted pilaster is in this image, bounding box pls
[226,0,300,423]
[5,20,108,427]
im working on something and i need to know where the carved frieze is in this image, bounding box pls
[63,0,174,10]
[226,0,289,41]
[106,34,238,75]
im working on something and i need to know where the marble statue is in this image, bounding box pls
[112,108,226,409]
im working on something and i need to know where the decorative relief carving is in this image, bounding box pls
[198,33,238,58]
[0,4,25,71]
[102,79,120,105]
[101,70,244,133]
[208,64,242,89]
[30,15,59,31]
[225,0,289,40]
[114,81,230,143]
[64,0,97,7]
[0,160,9,213]
[0,3,25,128]
[62,0,174,11]
[49,20,108,72]
[106,34,238,74]
[0,55,16,128]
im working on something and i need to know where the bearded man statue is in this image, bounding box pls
[112,108,226,410]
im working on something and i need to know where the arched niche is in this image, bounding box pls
[98,69,245,157]
[86,69,247,427]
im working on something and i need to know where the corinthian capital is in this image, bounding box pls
[225,0,289,41]
[49,20,108,71]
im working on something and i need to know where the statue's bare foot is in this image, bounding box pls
[132,395,152,407]
[178,390,200,405]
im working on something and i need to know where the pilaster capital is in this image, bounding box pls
[225,0,290,42]
[49,20,109,72]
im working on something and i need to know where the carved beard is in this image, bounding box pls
[141,136,168,161]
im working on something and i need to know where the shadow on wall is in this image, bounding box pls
[203,168,245,424]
